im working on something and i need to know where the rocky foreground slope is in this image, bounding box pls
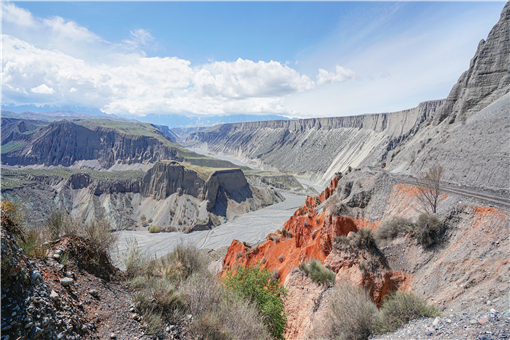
[185,3,510,193]
[1,161,283,231]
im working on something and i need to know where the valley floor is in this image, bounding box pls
[114,192,305,269]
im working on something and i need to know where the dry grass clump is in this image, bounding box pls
[375,290,440,334]
[414,213,444,248]
[353,228,377,251]
[310,284,439,340]
[281,228,292,238]
[299,260,335,287]
[82,217,118,261]
[310,282,377,340]
[375,217,415,246]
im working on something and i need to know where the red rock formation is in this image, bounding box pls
[222,176,412,339]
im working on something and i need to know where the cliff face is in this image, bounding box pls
[185,4,509,192]
[1,120,182,169]
[185,99,442,180]
[435,2,510,124]
[2,162,284,231]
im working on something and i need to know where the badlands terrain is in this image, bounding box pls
[1,2,509,340]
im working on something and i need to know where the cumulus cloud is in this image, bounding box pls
[194,58,314,99]
[2,3,355,116]
[31,84,55,95]
[316,65,356,85]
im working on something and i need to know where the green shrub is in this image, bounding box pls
[375,290,440,334]
[299,260,335,287]
[354,228,377,250]
[414,213,444,248]
[223,264,288,339]
[148,226,161,233]
[375,217,415,246]
[309,282,377,340]
[184,272,271,340]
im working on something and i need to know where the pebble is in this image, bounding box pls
[478,317,489,325]
[50,290,59,300]
[31,271,41,281]
[89,289,99,298]
[110,333,117,339]
[60,278,74,286]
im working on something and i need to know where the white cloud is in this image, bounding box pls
[124,29,154,46]
[31,84,55,95]
[194,58,314,99]
[316,65,356,85]
[1,3,355,117]
[2,3,34,26]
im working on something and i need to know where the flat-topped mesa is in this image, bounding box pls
[140,161,205,200]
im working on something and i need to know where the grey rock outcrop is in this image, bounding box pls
[434,2,510,124]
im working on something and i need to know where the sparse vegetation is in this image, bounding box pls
[414,165,444,214]
[19,229,48,260]
[148,226,161,233]
[223,264,288,339]
[298,260,335,287]
[310,282,377,340]
[375,217,415,246]
[354,228,377,250]
[414,213,444,248]
[375,290,440,334]
[281,228,292,238]
[82,217,119,262]
[184,271,271,340]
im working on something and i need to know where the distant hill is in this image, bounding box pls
[0,118,249,171]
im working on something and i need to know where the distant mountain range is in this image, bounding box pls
[1,108,292,127]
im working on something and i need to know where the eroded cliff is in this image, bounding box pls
[1,162,284,231]
[185,3,510,192]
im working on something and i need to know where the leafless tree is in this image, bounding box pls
[414,165,444,214]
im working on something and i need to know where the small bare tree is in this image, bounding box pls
[414,165,444,214]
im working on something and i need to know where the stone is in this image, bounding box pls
[50,290,59,300]
[89,289,99,298]
[60,278,74,286]
[31,271,41,281]
[110,333,116,339]
[432,317,440,326]
[478,317,489,325]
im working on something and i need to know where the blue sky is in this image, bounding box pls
[2,1,506,118]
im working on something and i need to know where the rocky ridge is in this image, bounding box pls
[2,161,284,231]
